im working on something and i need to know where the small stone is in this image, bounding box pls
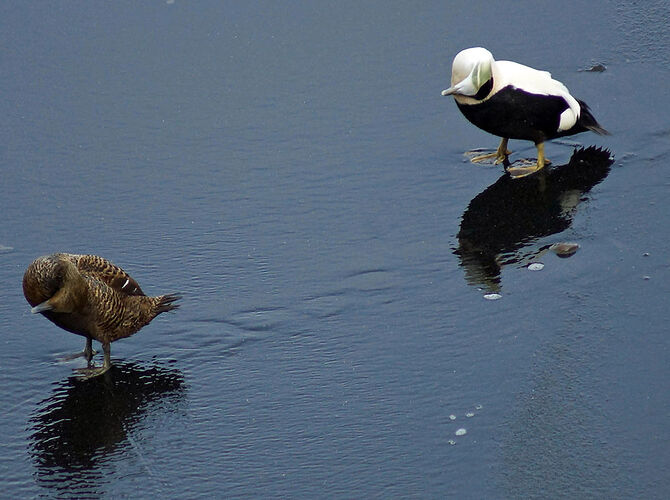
[448,439,456,445]
[475,404,483,410]
[449,414,457,421]
[550,242,580,258]
[528,263,544,271]
[582,63,607,72]
[465,412,475,418]
[455,428,467,436]
[483,293,502,301]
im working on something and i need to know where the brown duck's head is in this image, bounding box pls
[23,254,87,314]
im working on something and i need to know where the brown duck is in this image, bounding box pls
[23,253,180,378]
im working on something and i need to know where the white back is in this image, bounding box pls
[493,60,581,131]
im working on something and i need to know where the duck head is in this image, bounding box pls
[442,47,494,97]
[23,254,87,314]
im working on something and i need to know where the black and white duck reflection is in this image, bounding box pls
[455,146,613,292]
[442,47,609,178]
[28,360,185,496]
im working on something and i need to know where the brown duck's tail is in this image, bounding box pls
[156,294,181,314]
[578,100,610,135]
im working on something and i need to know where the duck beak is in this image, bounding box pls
[441,87,457,96]
[31,300,54,314]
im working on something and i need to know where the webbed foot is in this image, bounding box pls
[465,149,511,165]
[60,348,98,362]
[74,364,110,380]
[59,337,97,362]
[506,142,553,179]
[74,342,111,380]
[465,138,511,165]
[507,160,543,179]
[506,157,552,179]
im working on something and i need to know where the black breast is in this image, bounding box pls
[457,86,571,143]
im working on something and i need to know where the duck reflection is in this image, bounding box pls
[455,146,613,291]
[28,360,185,496]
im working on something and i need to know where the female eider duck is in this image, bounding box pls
[23,253,180,379]
[442,47,608,178]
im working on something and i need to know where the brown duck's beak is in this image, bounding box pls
[31,300,54,314]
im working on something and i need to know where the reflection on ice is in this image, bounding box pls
[28,360,185,498]
[455,146,613,292]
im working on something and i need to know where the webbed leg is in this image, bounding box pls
[60,337,98,362]
[506,142,551,179]
[468,138,511,164]
[74,342,111,379]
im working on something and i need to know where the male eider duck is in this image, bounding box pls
[23,253,180,379]
[442,47,609,178]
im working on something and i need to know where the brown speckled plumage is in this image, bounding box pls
[23,253,180,378]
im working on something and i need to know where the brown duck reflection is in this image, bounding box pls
[28,360,185,496]
[455,146,613,292]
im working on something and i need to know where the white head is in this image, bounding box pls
[442,47,494,97]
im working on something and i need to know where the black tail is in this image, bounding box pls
[156,293,181,313]
[578,100,609,135]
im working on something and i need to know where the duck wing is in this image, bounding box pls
[68,254,146,296]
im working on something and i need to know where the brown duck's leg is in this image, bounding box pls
[83,337,96,362]
[469,138,511,164]
[506,142,550,179]
[101,343,111,372]
[75,342,112,380]
[60,337,98,362]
